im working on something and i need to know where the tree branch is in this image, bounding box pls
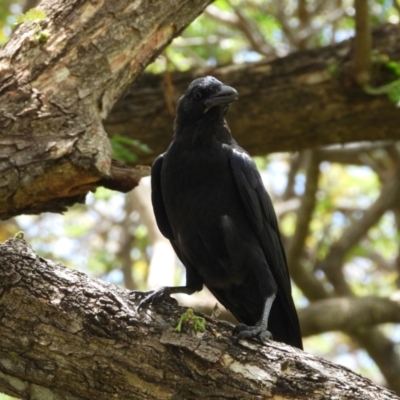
[354,0,372,84]
[129,180,177,290]
[316,141,394,165]
[0,238,398,400]
[393,0,400,16]
[106,24,400,166]
[0,0,212,220]
[350,327,400,395]
[281,153,302,200]
[299,295,400,336]
[204,4,276,57]
[285,150,329,301]
[297,0,309,49]
[117,191,138,290]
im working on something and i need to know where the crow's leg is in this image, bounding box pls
[232,293,276,343]
[131,285,200,311]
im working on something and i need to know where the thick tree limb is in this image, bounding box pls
[106,24,400,165]
[0,238,398,400]
[299,295,400,336]
[0,0,211,220]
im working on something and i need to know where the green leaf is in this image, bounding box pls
[111,141,138,163]
[15,8,46,25]
[387,80,400,103]
[175,309,206,332]
[386,61,400,76]
[111,135,152,163]
[328,63,339,78]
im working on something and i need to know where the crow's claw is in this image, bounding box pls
[129,290,148,300]
[232,323,273,344]
[134,287,178,312]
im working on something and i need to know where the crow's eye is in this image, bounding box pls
[193,92,202,101]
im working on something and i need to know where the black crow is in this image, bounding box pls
[138,76,303,349]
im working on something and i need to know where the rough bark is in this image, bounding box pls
[0,0,211,220]
[0,238,398,400]
[105,24,400,165]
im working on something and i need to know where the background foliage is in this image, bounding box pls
[1,0,400,397]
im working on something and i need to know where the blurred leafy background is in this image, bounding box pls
[2,0,400,398]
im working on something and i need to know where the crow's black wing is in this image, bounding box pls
[229,146,303,349]
[151,154,174,240]
[151,153,204,293]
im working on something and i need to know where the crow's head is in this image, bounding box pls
[176,76,238,124]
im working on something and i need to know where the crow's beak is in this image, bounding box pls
[204,85,238,112]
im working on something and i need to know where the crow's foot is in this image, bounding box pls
[232,323,273,344]
[130,287,178,312]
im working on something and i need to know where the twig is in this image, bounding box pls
[118,192,137,290]
[317,141,394,160]
[286,150,319,267]
[281,153,302,200]
[285,150,329,301]
[394,206,400,288]
[233,7,276,57]
[354,0,372,84]
[163,65,176,116]
[297,8,346,45]
[204,4,276,57]
[392,0,400,17]
[297,0,309,49]
[274,1,300,48]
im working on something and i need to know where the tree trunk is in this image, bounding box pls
[106,24,400,165]
[0,238,397,400]
[0,0,211,220]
